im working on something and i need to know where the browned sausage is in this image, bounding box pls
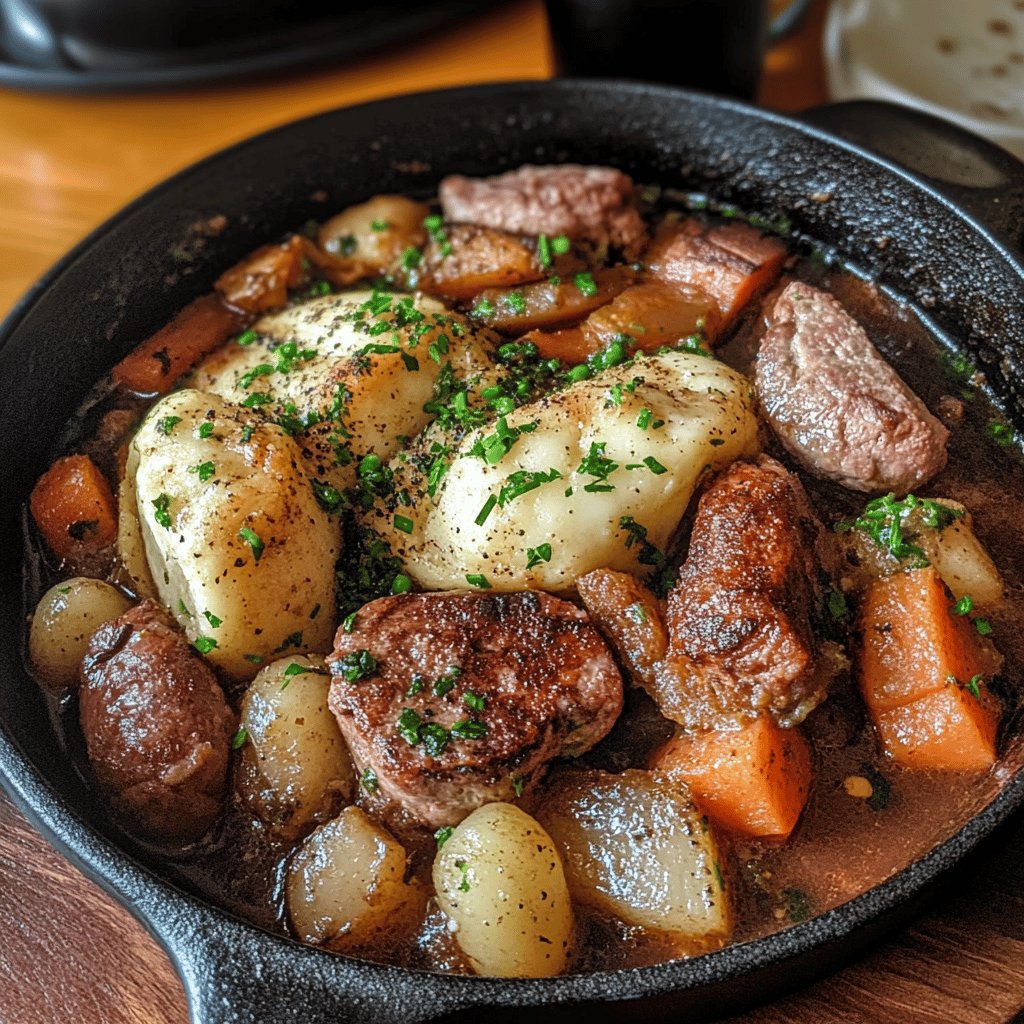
[79,600,235,845]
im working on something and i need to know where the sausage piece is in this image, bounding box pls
[80,600,235,845]
[755,281,949,493]
[329,591,623,829]
[654,457,839,731]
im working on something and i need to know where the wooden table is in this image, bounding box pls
[2,2,1023,1021]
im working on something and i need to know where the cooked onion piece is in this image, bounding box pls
[128,389,339,680]
[237,655,353,836]
[28,578,132,691]
[287,806,423,953]
[372,350,758,591]
[538,769,731,945]
[433,802,573,978]
[191,289,498,490]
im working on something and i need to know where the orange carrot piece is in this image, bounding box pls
[875,686,998,772]
[652,715,812,839]
[645,218,786,334]
[30,454,117,562]
[858,567,1001,770]
[111,292,243,395]
[525,325,591,366]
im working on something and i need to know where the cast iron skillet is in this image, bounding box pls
[1,81,1023,1024]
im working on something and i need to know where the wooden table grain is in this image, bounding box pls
[2,2,1023,1022]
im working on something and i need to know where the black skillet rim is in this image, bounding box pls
[1,78,1023,1016]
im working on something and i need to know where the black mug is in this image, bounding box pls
[544,0,811,99]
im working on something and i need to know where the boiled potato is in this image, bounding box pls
[433,802,573,978]
[370,351,759,591]
[190,289,498,491]
[318,194,429,272]
[238,655,354,836]
[28,578,131,690]
[926,500,1003,608]
[537,769,731,945]
[287,806,423,953]
[128,389,339,680]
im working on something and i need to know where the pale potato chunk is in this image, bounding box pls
[538,769,731,945]
[129,389,339,680]
[318,194,429,272]
[926,501,1003,608]
[28,578,131,691]
[370,351,759,591]
[190,289,498,491]
[238,655,354,835]
[287,806,423,953]
[433,802,573,978]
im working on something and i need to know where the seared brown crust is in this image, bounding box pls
[328,591,623,829]
[755,281,949,493]
[656,457,837,731]
[438,164,648,258]
[79,600,235,845]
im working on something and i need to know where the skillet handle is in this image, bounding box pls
[798,100,1024,258]
[143,896,443,1024]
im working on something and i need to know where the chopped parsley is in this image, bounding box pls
[433,666,462,697]
[636,408,653,430]
[966,674,984,699]
[238,526,265,563]
[573,271,598,297]
[451,719,488,740]
[202,610,222,629]
[456,860,472,892]
[236,328,258,347]
[537,233,553,268]
[238,363,275,390]
[230,726,248,750]
[198,421,215,439]
[463,691,486,712]
[391,573,412,595]
[975,617,993,636]
[987,419,1016,447]
[435,825,454,849]
[188,460,216,482]
[511,776,525,797]
[465,574,491,589]
[642,455,667,475]
[360,768,379,794]
[311,479,346,514]
[400,246,422,270]
[577,442,619,492]
[393,514,414,534]
[152,493,173,530]
[336,649,378,683]
[193,635,218,654]
[835,493,963,565]
[551,234,571,255]
[341,611,358,633]
[370,219,390,232]
[396,707,422,745]
[953,594,974,616]
[157,415,181,435]
[526,543,552,569]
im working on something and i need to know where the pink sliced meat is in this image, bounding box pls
[439,164,648,257]
[756,281,949,494]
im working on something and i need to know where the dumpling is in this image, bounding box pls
[125,389,339,680]
[366,351,759,591]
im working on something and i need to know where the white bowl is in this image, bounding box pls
[825,0,1024,160]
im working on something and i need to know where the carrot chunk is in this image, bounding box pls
[875,686,999,772]
[858,567,1001,770]
[111,292,243,395]
[30,454,117,562]
[645,218,786,334]
[651,715,812,839]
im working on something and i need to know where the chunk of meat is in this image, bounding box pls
[79,600,235,845]
[439,164,648,257]
[654,457,839,731]
[576,568,667,690]
[645,217,786,335]
[328,591,623,829]
[756,281,949,493]
[417,224,546,300]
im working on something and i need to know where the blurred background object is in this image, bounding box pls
[825,0,1024,159]
[0,0,506,89]
[545,0,812,98]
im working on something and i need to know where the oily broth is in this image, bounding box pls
[20,213,1024,974]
